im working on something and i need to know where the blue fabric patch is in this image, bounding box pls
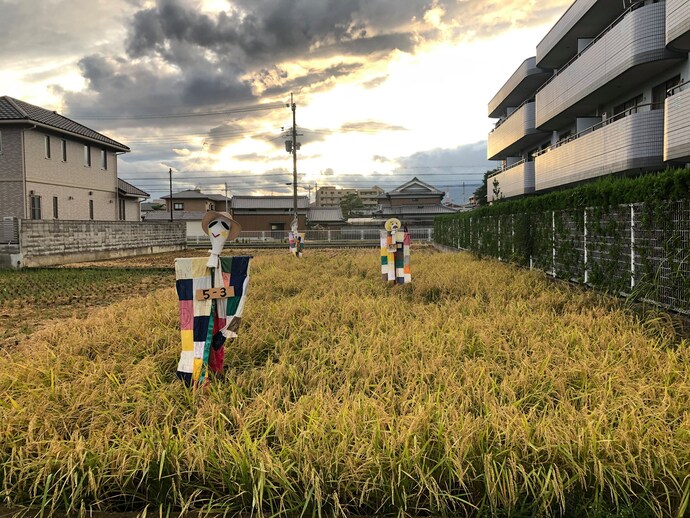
[176,279,194,301]
[193,315,210,342]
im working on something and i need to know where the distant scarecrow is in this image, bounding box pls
[288,218,305,258]
[174,211,252,387]
[380,217,411,284]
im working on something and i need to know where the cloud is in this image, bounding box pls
[341,120,407,132]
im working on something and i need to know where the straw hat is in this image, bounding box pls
[384,218,401,231]
[201,211,242,241]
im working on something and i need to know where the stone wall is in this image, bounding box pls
[17,220,186,267]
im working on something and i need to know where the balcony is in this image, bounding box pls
[487,102,547,160]
[536,0,625,69]
[667,0,690,50]
[664,82,690,162]
[536,2,682,130]
[488,161,535,201]
[535,107,664,192]
[488,57,551,118]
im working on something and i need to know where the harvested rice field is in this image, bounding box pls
[1,247,689,517]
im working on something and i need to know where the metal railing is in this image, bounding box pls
[535,0,647,96]
[532,102,663,158]
[187,228,435,246]
[668,80,690,97]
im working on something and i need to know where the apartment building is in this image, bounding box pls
[0,96,142,220]
[315,185,384,211]
[487,0,690,201]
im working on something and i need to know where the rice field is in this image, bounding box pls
[1,247,689,517]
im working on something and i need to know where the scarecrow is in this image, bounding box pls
[174,211,252,387]
[380,217,411,284]
[288,218,305,258]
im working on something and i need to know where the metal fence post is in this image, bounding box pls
[584,209,588,284]
[630,204,635,290]
[552,210,556,277]
[428,228,432,241]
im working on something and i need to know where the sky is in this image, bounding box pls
[1,0,572,204]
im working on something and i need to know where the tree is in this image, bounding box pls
[473,168,499,207]
[340,193,364,218]
[492,177,502,201]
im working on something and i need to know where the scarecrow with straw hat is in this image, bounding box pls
[174,211,252,387]
[380,217,411,284]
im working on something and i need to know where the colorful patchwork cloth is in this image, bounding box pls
[380,230,411,284]
[288,231,304,257]
[174,255,252,387]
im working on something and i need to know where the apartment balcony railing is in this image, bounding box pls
[536,0,626,69]
[487,160,535,201]
[534,105,664,191]
[536,2,675,129]
[488,102,547,160]
[488,57,551,118]
[666,0,690,50]
[664,81,690,162]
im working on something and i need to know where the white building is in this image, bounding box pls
[487,0,690,201]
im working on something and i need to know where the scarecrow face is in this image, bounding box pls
[207,218,231,252]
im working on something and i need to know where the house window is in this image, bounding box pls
[84,145,91,167]
[119,198,126,220]
[30,195,41,220]
[53,197,59,219]
[174,202,184,210]
[44,136,51,159]
[100,149,107,170]
[61,139,67,162]
[89,200,94,220]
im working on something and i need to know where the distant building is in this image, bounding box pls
[315,185,384,212]
[374,177,457,226]
[160,189,230,213]
[488,0,690,200]
[117,179,149,222]
[231,195,309,233]
[0,96,140,221]
[307,207,346,229]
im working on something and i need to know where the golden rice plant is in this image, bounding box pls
[1,248,689,516]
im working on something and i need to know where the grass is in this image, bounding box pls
[1,248,689,516]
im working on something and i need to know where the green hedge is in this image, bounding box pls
[435,169,690,312]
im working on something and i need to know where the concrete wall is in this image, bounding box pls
[17,220,186,267]
[0,128,25,219]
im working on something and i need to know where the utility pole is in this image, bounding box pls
[225,182,229,212]
[169,168,173,222]
[291,93,298,225]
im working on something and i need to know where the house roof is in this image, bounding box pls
[383,177,445,197]
[143,210,207,221]
[0,96,130,151]
[308,207,345,222]
[378,205,458,215]
[161,189,230,201]
[232,195,310,210]
[118,178,149,198]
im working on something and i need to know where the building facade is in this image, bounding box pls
[161,189,230,213]
[0,96,138,220]
[230,195,309,233]
[487,0,690,201]
[375,177,457,226]
[315,185,384,211]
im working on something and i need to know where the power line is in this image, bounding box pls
[67,102,286,120]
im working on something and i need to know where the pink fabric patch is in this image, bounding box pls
[179,300,194,330]
[222,272,231,287]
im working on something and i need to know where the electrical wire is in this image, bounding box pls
[66,102,287,120]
